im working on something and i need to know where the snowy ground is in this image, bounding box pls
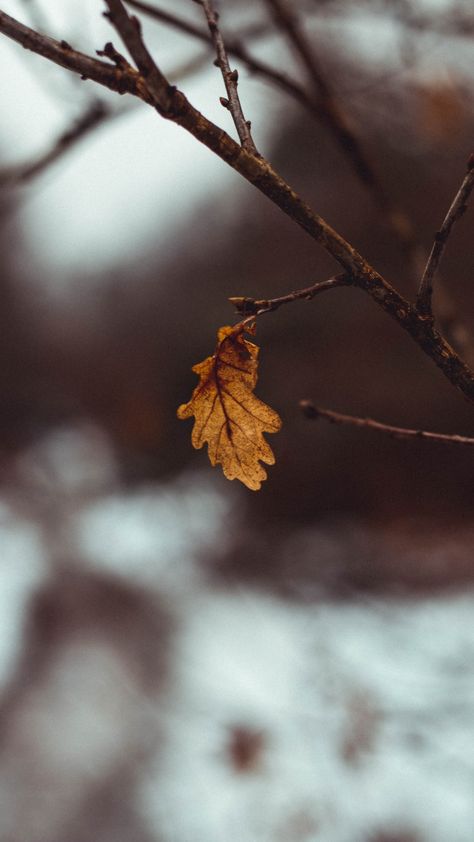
[145,590,474,842]
[1,424,474,842]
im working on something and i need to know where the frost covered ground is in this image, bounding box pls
[145,591,474,842]
[0,424,473,842]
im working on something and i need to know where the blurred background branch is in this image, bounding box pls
[0,3,473,842]
[0,100,114,188]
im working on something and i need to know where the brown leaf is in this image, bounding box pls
[177,324,282,490]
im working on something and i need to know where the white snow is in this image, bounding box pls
[2,423,474,840]
[142,590,474,842]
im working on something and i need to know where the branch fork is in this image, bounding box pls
[1,2,474,434]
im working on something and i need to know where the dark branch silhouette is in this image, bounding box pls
[200,0,257,154]
[230,275,350,317]
[1,3,474,409]
[300,402,474,447]
[417,158,474,317]
[126,0,423,267]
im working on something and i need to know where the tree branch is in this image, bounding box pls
[0,9,143,94]
[0,101,113,187]
[102,0,174,111]
[417,157,474,317]
[300,401,474,447]
[126,0,423,268]
[265,0,335,103]
[229,274,350,316]
[2,5,474,403]
[124,0,332,119]
[264,0,422,268]
[199,0,257,155]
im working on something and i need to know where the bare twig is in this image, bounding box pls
[276,0,473,344]
[229,274,350,316]
[0,101,112,187]
[2,7,474,402]
[126,1,267,44]
[124,1,331,121]
[300,401,474,447]
[265,0,334,101]
[0,40,202,192]
[417,157,474,317]
[0,9,144,93]
[264,0,422,268]
[127,2,416,236]
[200,0,257,154]
[122,3,465,297]
[102,1,173,111]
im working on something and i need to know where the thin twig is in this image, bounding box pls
[265,0,333,101]
[124,0,470,339]
[2,7,474,403]
[127,1,420,256]
[229,274,350,316]
[0,101,112,187]
[126,1,268,44]
[0,9,144,93]
[102,0,173,112]
[0,43,203,192]
[125,1,326,122]
[417,157,474,317]
[300,401,474,447]
[200,0,257,154]
[264,0,422,265]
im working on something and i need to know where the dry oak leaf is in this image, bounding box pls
[177,324,282,490]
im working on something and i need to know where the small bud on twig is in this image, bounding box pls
[200,0,258,155]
